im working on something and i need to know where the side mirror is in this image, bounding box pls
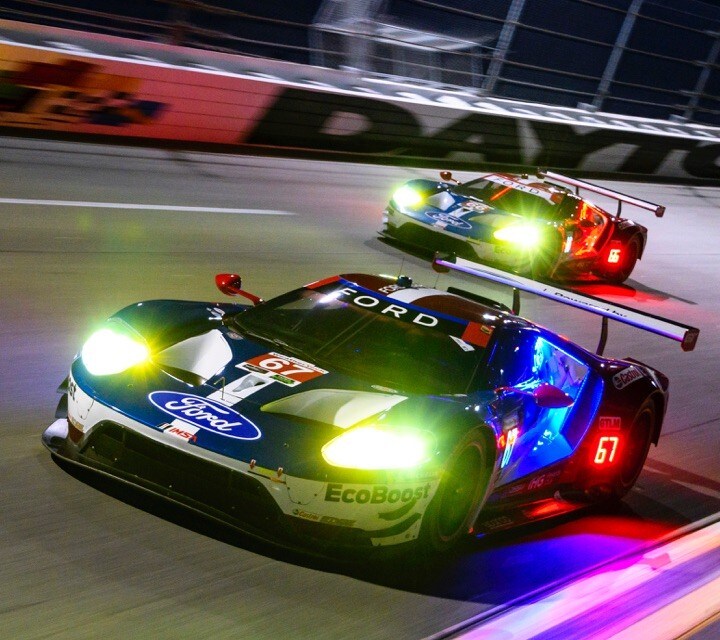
[495,382,574,408]
[215,273,264,306]
[439,170,460,184]
[532,383,574,408]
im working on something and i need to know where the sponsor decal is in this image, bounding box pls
[461,322,494,348]
[479,515,514,530]
[598,416,622,430]
[292,508,356,527]
[238,352,327,386]
[450,335,475,352]
[505,483,528,496]
[162,422,200,442]
[246,87,720,180]
[527,470,562,491]
[612,366,643,389]
[336,286,440,327]
[485,174,555,201]
[324,482,431,505]
[148,391,261,440]
[378,283,404,294]
[67,374,94,423]
[426,211,473,230]
[0,57,164,128]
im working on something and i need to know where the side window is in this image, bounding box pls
[532,336,588,400]
[492,330,591,484]
[489,329,587,397]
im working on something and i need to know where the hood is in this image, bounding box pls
[404,185,525,242]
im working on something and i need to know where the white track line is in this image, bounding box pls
[0,198,294,215]
[448,518,720,639]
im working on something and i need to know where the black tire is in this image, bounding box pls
[418,429,492,553]
[612,399,656,500]
[601,236,641,284]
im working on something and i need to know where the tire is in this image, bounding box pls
[418,429,492,553]
[601,236,641,284]
[612,399,656,500]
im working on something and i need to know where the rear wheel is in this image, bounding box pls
[419,429,491,553]
[612,399,656,500]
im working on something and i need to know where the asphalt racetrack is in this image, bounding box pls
[1,137,719,639]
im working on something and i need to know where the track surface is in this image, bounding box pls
[1,137,719,639]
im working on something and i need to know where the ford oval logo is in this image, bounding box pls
[148,391,261,440]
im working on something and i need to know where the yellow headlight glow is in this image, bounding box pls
[392,185,423,209]
[322,426,429,470]
[81,328,150,376]
[493,223,542,247]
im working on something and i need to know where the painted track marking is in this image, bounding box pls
[0,198,294,215]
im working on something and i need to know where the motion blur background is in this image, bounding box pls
[2,0,719,126]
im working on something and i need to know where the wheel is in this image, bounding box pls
[418,429,492,553]
[612,399,656,500]
[600,236,641,284]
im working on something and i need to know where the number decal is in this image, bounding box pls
[257,356,315,378]
[607,248,622,264]
[594,436,620,464]
[239,352,327,384]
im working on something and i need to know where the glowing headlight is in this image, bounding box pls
[392,185,423,209]
[322,426,429,470]
[81,327,150,376]
[493,223,542,247]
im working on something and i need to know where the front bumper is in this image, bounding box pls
[383,208,604,281]
[43,379,439,551]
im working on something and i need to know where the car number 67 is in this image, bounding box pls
[258,356,315,377]
[594,436,620,464]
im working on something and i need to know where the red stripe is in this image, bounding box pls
[305,275,341,289]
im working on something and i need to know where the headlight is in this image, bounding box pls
[392,185,423,209]
[81,327,150,376]
[322,426,429,470]
[493,223,542,247]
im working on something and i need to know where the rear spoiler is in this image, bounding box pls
[538,169,665,218]
[432,254,699,354]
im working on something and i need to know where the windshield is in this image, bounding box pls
[229,282,490,395]
[456,177,566,219]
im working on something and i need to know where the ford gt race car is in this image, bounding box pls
[382,170,665,283]
[43,258,697,554]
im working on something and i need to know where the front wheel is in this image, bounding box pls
[418,429,492,553]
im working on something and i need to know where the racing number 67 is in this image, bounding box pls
[594,436,620,465]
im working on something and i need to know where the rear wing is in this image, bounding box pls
[538,169,665,218]
[432,254,699,353]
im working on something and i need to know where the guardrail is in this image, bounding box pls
[1,19,719,182]
[1,0,718,127]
